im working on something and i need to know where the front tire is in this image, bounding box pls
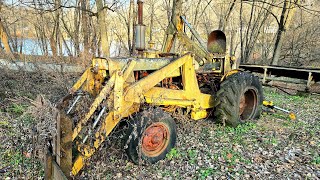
[214,72,263,127]
[124,108,177,164]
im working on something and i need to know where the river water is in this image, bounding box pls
[1,38,120,57]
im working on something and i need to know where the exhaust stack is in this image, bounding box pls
[135,0,146,53]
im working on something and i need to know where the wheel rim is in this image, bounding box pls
[141,122,170,157]
[239,88,258,121]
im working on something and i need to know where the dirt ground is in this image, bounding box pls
[0,70,319,179]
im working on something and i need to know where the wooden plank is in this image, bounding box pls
[240,64,320,73]
[262,68,267,84]
[307,72,314,89]
[240,64,320,83]
[265,77,308,84]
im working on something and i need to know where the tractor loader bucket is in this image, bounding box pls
[45,100,73,179]
[44,149,68,180]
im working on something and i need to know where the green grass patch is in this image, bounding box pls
[1,150,43,177]
[269,113,290,120]
[312,155,320,165]
[215,148,251,167]
[263,135,278,146]
[20,114,35,125]
[263,88,309,106]
[226,122,257,134]
[161,169,173,178]
[187,149,197,164]
[225,123,257,143]
[0,118,10,127]
[200,127,210,139]
[166,148,180,160]
[7,103,28,115]
[215,122,256,138]
[198,167,215,179]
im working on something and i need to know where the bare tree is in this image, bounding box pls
[96,0,109,57]
[0,1,13,56]
[240,0,275,63]
[271,0,301,65]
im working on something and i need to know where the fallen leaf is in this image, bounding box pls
[227,153,233,159]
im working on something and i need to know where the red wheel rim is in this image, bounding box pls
[141,122,170,157]
[239,88,258,121]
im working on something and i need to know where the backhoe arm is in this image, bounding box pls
[161,0,214,64]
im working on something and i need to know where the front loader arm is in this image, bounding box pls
[71,61,138,175]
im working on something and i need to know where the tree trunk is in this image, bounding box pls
[49,0,61,57]
[127,0,134,54]
[0,18,13,56]
[161,0,182,53]
[271,0,287,65]
[271,0,300,65]
[149,1,155,43]
[96,0,109,57]
[73,0,81,56]
[192,0,202,30]
[240,0,244,63]
[81,0,90,57]
[222,0,237,32]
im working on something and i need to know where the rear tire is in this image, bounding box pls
[124,108,177,164]
[214,72,263,127]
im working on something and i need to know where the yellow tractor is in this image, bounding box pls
[44,0,263,178]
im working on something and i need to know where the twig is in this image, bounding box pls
[0,166,11,173]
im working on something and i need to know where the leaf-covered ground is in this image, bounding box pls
[0,71,319,179]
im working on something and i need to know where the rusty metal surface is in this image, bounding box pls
[44,150,68,180]
[239,89,257,121]
[52,160,68,180]
[137,0,144,25]
[207,30,226,54]
[44,150,53,179]
[142,122,170,157]
[239,95,246,116]
[56,111,73,178]
[136,0,145,51]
